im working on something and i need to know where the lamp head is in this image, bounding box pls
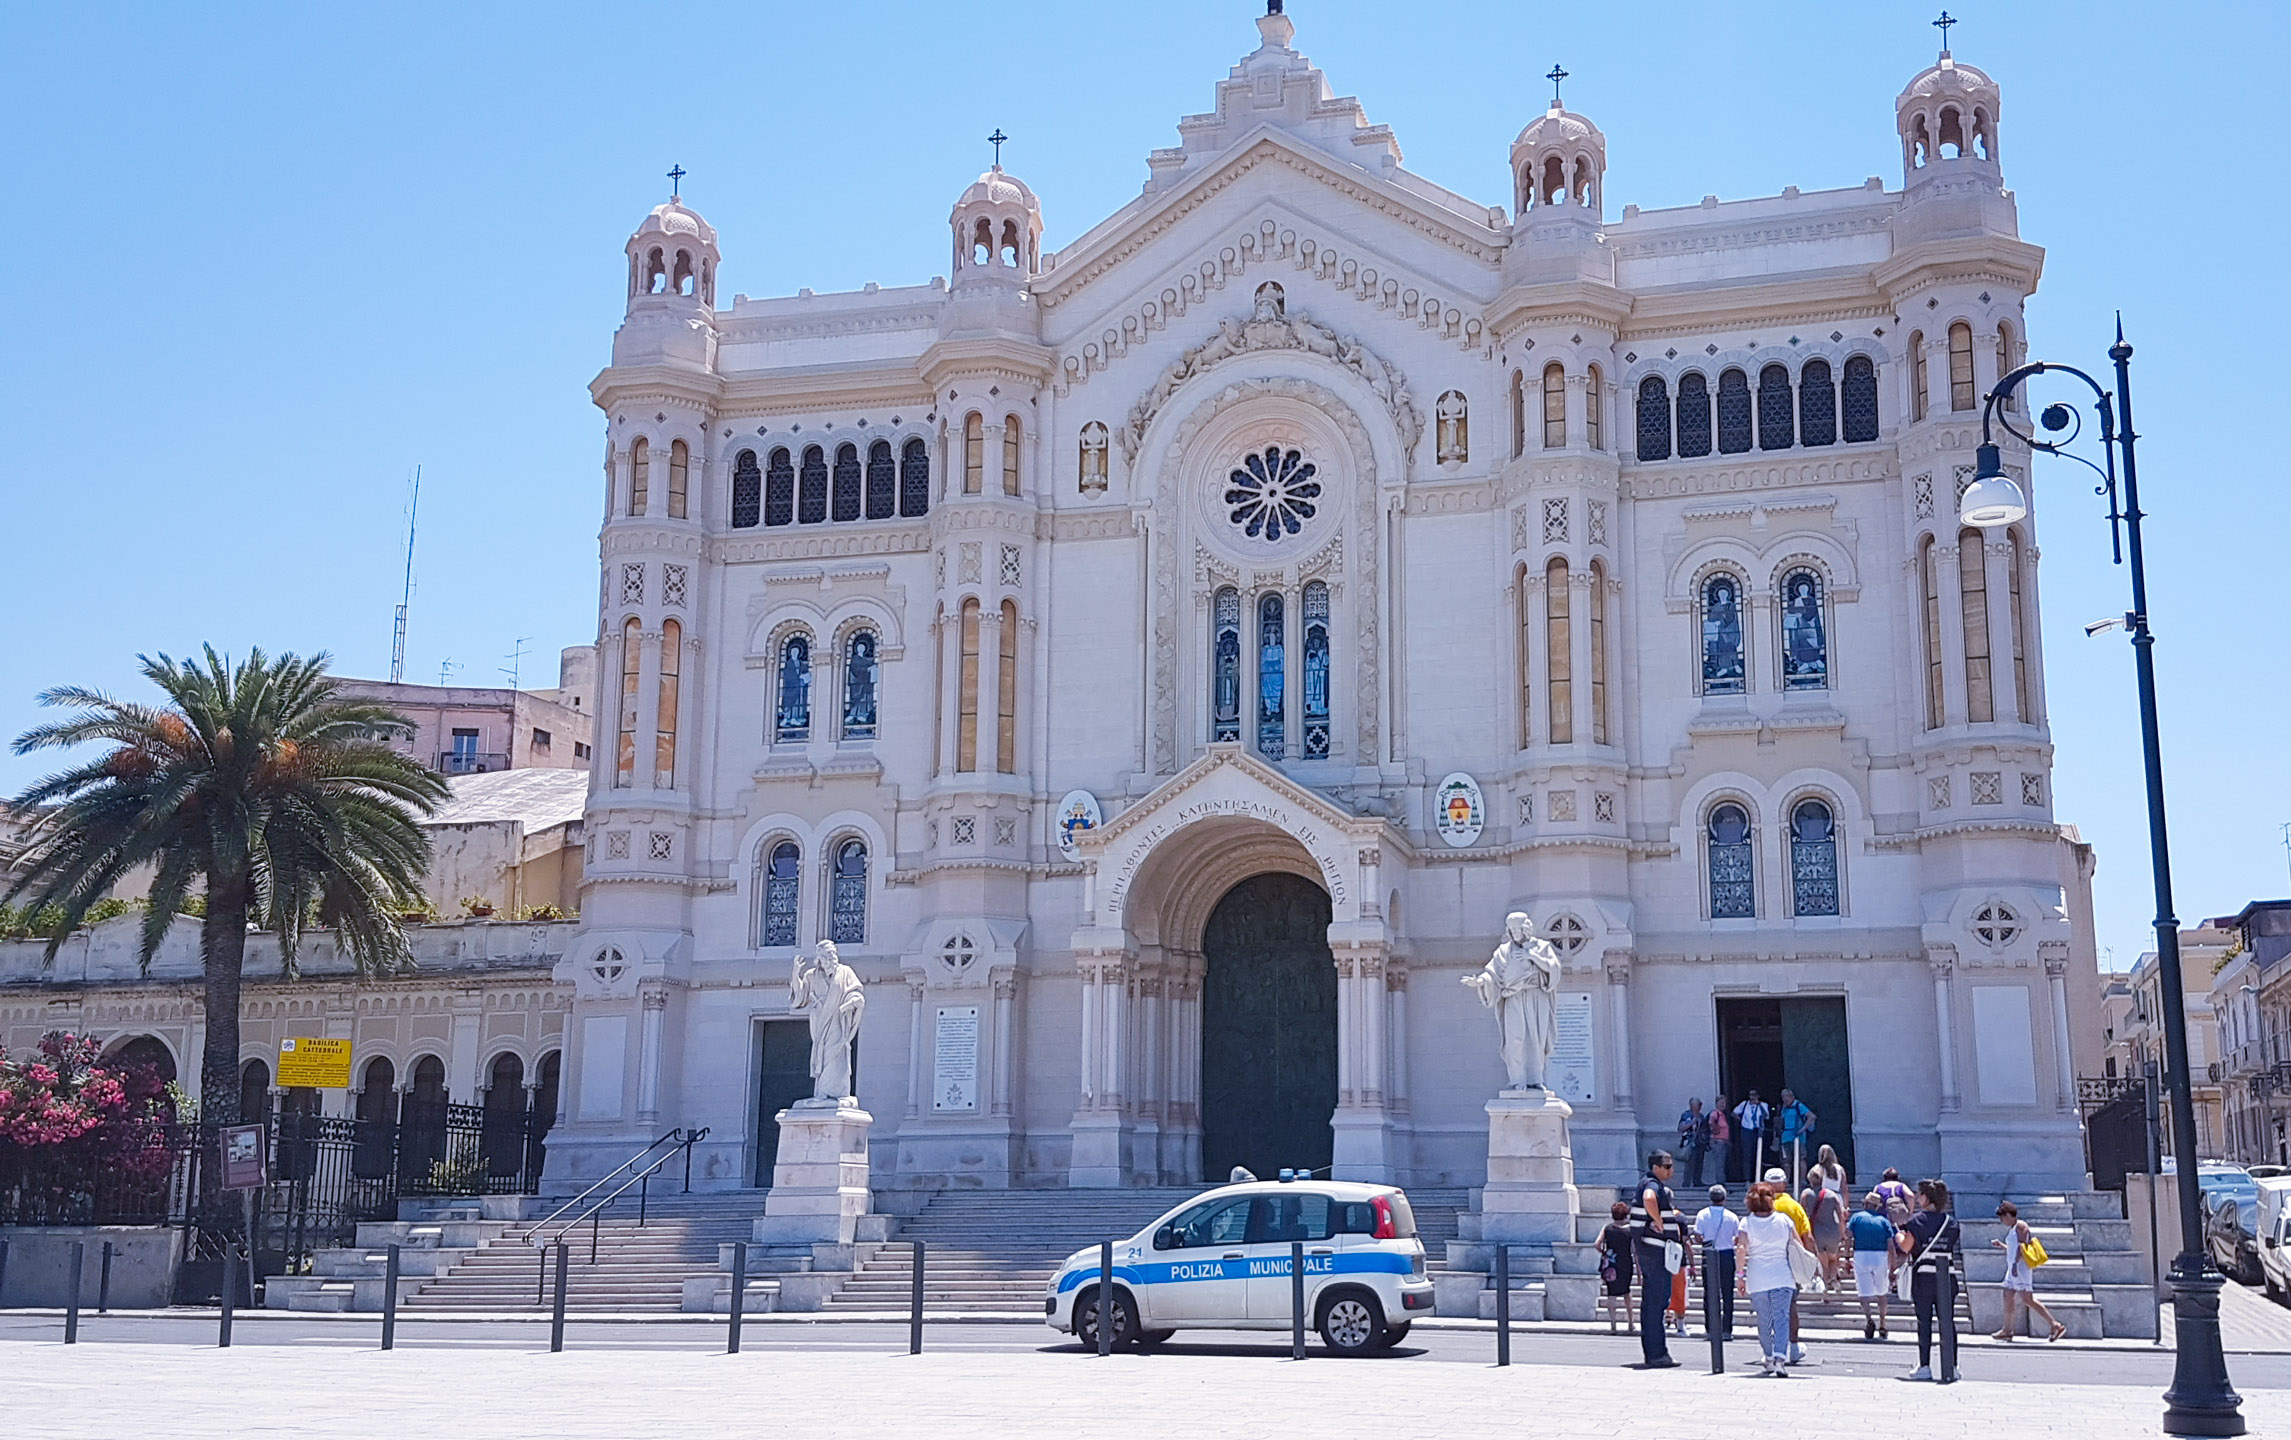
[1959,441,2028,528]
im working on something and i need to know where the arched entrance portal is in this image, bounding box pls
[1200,873,1337,1182]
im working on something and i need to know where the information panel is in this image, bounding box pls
[276,1036,353,1088]
[1548,992,1596,1104]
[932,1006,980,1113]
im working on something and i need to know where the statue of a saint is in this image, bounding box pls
[791,940,866,1103]
[1461,911,1563,1092]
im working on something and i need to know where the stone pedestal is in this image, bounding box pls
[754,1098,873,1247]
[1479,1089,1580,1245]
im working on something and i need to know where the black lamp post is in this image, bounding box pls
[1963,322,2242,1435]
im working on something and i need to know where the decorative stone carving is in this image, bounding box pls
[792,941,866,1102]
[1462,911,1563,1093]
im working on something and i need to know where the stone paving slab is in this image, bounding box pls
[5,1339,2287,1439]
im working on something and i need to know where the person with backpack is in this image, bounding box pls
[1677,1097,1711,1188]
[1990,1199,2067,1342]
[1896,1178,1963,1381]
[1776,1088,1816,1178]
[1803,1165,1848,1290]
[1848,1191,1897,1340]
[1734,1091,1772,1180]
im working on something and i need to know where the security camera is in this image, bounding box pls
[2084,616,2126,638]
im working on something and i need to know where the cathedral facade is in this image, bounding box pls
[555,10,2104,1197]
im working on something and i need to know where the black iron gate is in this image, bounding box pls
[2080,1075,2149,1192]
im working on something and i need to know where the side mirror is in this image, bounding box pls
[1153,1225,1176,1251]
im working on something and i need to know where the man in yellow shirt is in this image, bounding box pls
[1765,1168,1811,1364]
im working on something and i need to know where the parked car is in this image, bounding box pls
[2246,1164,2289,1180]
[2205,1191,2264,1285]
[2255,1177,2291,1304]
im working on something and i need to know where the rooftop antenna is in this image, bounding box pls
[437,658,457,687]
[501,637,534,692]
[389,466,421,683]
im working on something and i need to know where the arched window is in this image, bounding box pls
[1211,587,1242,742]
[1542,363,1567,448]
[1707,802,1755,919]
[732,449,762,528]
[1079,422,1111,492]
[842,630,879,740]
[1798,360,1837,447]
[797,445,829,524]
[899,437,931,517]
[1959,527,1994,721]
[830,443,861,522]
[760,841,801,946]
[864,440,895,520]
[629,437,650,516]
[239,1058,272,1125]
[1716,369,1753,453]
[996,599,1019,773]
[1585,364,1603,450]
[1635,375,1671,461]
[1996,321,2016,406]
[654,618,680,787]
[1002,416,1022,496]
[411,1055,448,1105]
[645,247,666,294]
[1780,568,1828,691]
[956,599,981,771]
[765,447,795,527]
[1948,322,1977,411]
[971,218,992,266]
[667,439,689,519]
[1000,219,1020,267]
[1676,373,1712,457]
[357,1057,395,1124]
[1757,364,1795,450]
[1257,592,1286,759]
[829,838,868,944]
[1511,370,1527,458]
[1302,580,1331,758]
[1545,557,1573,744]
[1789,799,1840,917]
[673,250,694,296]
[963,413,984,495]
[1588,560,1609,745]
[2008,528,2032,721]
[776,633,812,742]
[1841,356,1880,442]
[487,1051,525,1104]
[1700,573,1745,695]
[1515,565,1534,748]
[614,617,640,787]
[1920,535,1944,730]
[1909,331,1929,421]
[1436,390,1469,465]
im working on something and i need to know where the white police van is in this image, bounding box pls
[1044,1173,1434,1355]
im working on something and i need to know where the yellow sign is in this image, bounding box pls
[276,1037,353,1088]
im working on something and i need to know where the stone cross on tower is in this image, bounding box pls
[1546,64,1568,108]
[987,129,1007,168]
[666,164,686,198]
[1932,10,1956,55]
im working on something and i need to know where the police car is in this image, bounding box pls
[1044,1173,1434,1355]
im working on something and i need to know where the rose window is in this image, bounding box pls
[1225,446,1320,544]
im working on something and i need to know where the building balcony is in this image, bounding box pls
[437,751,511,775]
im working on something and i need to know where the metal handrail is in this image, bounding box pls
[517,1127,692,1247]
[523,1127,709,1303]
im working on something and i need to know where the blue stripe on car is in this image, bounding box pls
[1054,1251,1415,1295]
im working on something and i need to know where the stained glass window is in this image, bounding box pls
[1636,375,1671,461]
[1302,581,1331,759]
[1225,447,1319,545]
[1841,356,1879,443]
[1948,323,1977,411]
[1960,528,1994,722]
[1799,359,1837,447]
[1257,592,1286,759]
[732,450,762,528]
[831,443,861,522]
[1757,364,1795,451]
[842,631,879,739]
[865,441,896,520]
[1716,370,1753,454]
[956,599,980,771]
[1676,373,1712,457]
[1780,568,1828,690]
[1585,364,1604,450]
[1708,803,1755,919]
[1701,574,1746,695]
[776,634,811,742]
[1546,557,1573,744]
[1589,560,1608,744]
[1211,588,1241,742]
[829,839,867,945]
[1542,363,1566,448]
[765,447,795,527]
[899,437,931,518]
[667,440,689,519]
[1003,417,1022,496]
[761,841,800,946]
[629,438,649,516]
[798,445,828,524]
[1911,332,1929,422]
[1921,537,1945,730]
[1790,799,1839,917]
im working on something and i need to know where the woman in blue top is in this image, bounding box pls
[1846,1191,1896,1340]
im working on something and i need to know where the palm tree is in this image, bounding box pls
[7,647,446,1123]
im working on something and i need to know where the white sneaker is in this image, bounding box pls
[1904,1365,1932,1381]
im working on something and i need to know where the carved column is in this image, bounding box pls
[1385,960,1411,1116]
[635,986,667,1124]
[1069,949,1134,1187]
[2042,943,2076,1112]
[904,975,927,1120]
[1984,536,2022,725]
[1929,945,1961,1113]
[1331,942,1396,1183]
[1933,538,1970,727]
[1605,954,1635,1115]
[991,970,1017,1120]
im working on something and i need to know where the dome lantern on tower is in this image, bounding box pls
[626,193,720,309]
[950,149,1044,283]
[1510,66,1605,219]
[1896,48,2001,181]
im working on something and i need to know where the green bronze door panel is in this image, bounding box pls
[1778,996,1856,1179]
[1199,872,1338,1183]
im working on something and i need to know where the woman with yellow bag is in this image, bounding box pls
[1991,1199,2067,1341]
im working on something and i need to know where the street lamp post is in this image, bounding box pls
[1963,321,2243,1435]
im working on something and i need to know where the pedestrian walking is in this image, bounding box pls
[1896,1178,1963,1382]
[1629,1150,1684,1367]
[1803,1166,1847,1290]
[1598,1199,1636,1333]
[1677,1098,1711,1188]
[1847,1191,1896,1340]
[1737,1181,1811,1377]
[1734,1091,1771,1180]
[1776,1088,1816,1179]
[1708,1096,1734,1184]
[1669,1235,1692,1337]
[1694,1184,1742,1339]
[1763,1167,1812,1364]
[1873,1167,1916,1227]
[1815,1143,1849,1201]
[1990,1200,2067,1342]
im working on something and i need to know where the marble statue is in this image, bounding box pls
[1462,911,1563,1092]
[791,940,866,1102]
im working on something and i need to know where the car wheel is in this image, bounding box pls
[1134,1328,1175,1348]
[1318,1292,1385,1355]
[1073,1289,1137,1350]
[1371,1322,1410,1350]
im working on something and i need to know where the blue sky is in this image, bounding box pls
[2,2,2284,969]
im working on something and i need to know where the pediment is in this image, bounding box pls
[1081,742,1378,852]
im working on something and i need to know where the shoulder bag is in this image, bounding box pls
[1786,1232,1820,1290]
[2020,1229,2050,1268]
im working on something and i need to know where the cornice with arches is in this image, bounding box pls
[1623,453,1891,501]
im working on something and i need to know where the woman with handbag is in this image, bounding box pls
[1598,1200,1636,1333]
[1991,1199,2067,1341]
[1894,1178,1964,1381]
[1736,1181,1814,1376]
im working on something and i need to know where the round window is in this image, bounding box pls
[1224,445,1320,544]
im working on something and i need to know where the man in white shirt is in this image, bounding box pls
[1693,1184,1743,1339]
[1733,1092,1772,1182]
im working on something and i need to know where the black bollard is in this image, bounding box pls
[219,1243,236,1348]
[1291,1240,1306,1360]
[381,1244,400,1351]
[65,1242,83,1344]
[727,1242,746,1355]
[0,1236,9,1306]
[98,1241,114,1314]
[909,1240,925,1356]
[549,1241,568,1353]
[1495,1245,1510,1367]
[1703,1235,1723,1374]
[1096,1242,1114,1356]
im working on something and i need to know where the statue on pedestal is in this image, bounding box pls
[791,940,865,1103]
[1462,911,1563,1092]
